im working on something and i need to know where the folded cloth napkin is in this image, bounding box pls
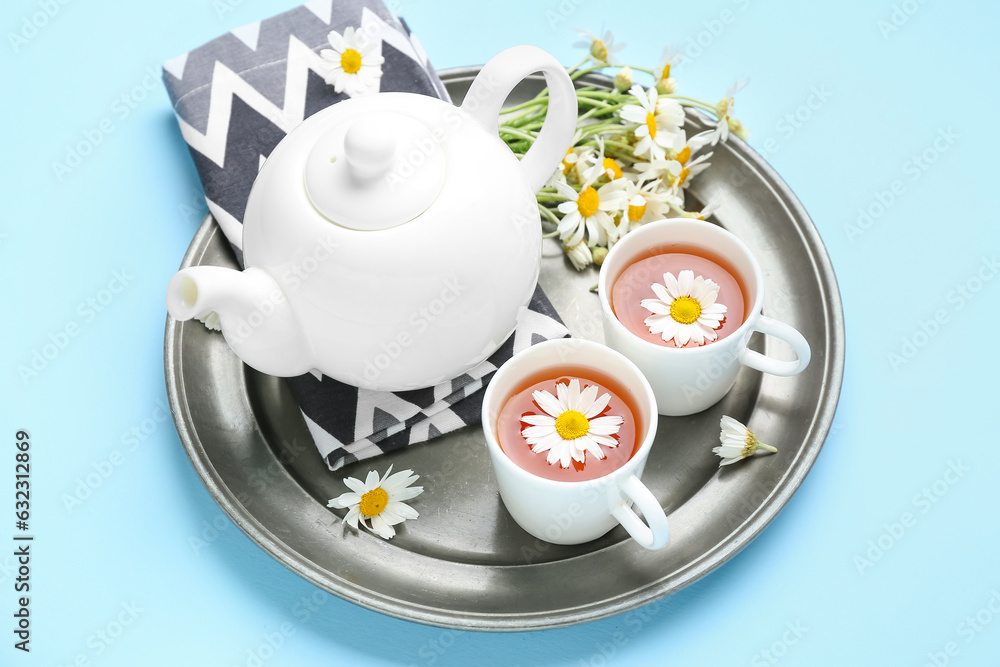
[162,0,569,470]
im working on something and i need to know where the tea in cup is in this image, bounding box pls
[482,339,669,550]
[597,219,811,416]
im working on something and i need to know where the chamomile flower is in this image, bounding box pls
[618,180,678,235]
[673,130,715,164]
[727,116,750,141]
[693,201,721,220]
[564,239,593,270]
[666,152,713,194]
[654,44,682,95]
[621,85,685,160]
[641,270,727,346]
[614,66,634,92]
[574,29,625,66]
[521,379,624,468]
[555,174,628,247]
[709,79,749,145]
[327,465,423,539]
[319,26,385,97]
[581,137,623,184]
[713,416,777,466]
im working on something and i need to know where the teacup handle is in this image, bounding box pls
[739,315,811,376]
[610,474,670,550]
[461,45,577,193]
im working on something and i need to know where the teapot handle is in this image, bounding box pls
[461,45,577,193]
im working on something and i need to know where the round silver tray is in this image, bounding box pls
[164,68,844,630]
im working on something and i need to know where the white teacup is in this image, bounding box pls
[481,339,669,550]
[597,219,811,416]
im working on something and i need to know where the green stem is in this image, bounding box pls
[579,101,627,121]
[498,126,536,142]
[565,57,589,75]
[578,122,632,138]
[570,64,605,81]
[538,204,561,227]
[666,95,718,114]
[665,197,693,217]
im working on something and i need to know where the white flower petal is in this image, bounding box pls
[583,391,611,418]
[533,389,564,417]
[369,514,396,539]
[577,383,598,412]
[327,30,346,51]
[521,414,556,427]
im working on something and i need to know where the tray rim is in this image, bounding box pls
[164,67,846,631]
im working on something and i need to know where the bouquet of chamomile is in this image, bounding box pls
[499,30,748,271]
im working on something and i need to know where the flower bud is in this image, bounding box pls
[727,117,750,140]
[655,76,677,95]
[591,246,609,266]
[564,240,593,271]
[614,66,634,92]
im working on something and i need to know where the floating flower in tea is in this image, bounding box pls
[520,379,624,468]
[641,270,728,346]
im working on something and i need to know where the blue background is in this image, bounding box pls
[2,0,997,665]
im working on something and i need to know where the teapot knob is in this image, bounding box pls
[344,115,397,179]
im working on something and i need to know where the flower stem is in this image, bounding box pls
[666,95,718,114]
[498,126,536,142]
[759,444,778,453]
[538,204,561,227]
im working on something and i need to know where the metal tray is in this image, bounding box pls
[164,68,845,631]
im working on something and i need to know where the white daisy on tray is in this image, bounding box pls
[319,26,385,97]
[328,465,423,539]
[641,270,728,346]
[621,85,685,160]
[713,416,777,466]
[521,379,624,468]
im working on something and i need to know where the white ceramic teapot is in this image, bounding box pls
[166,46,577,391]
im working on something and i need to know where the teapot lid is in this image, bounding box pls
[303,111,446,231]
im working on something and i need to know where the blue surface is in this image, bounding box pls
[2,0,998,664]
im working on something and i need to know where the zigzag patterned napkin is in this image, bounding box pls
[162,0,569,470]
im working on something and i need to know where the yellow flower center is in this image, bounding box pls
[670,296,702,324]
[645,112,657,140]
[358,487,388,516]
[577,186,600,218]
[340,48,362,74]
[717,97,733,120]
[590,39,608,63]
[628,201,647,221]
[676,146,691,165]
[661,63,671,80]
[554,410,590,440]
[673,167,690,187]
[741,432,760,458]
[602,158,622,180]
[562,149,574,174]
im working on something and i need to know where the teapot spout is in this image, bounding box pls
[166,266,315,377]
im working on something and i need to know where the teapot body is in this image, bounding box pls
[166,45,577,391]
[243,93,542,390]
